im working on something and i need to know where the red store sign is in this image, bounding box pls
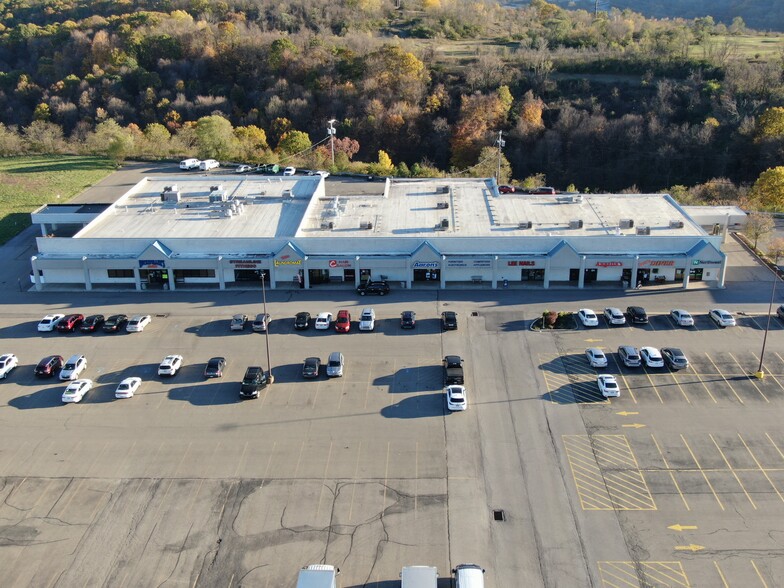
[596,261,623,267]
[639,260,675,267]
[507,260,537,266]
[328,259,352,268]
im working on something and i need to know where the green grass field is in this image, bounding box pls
[0,155,115,244]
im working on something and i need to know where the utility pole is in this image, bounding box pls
[327,119,337,168]
[495,130,505,182]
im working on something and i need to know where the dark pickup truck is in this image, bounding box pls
[443,355,464,385]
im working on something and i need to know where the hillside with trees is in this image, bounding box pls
[0,0,782,208]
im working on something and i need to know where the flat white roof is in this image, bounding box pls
[77,175,320,240]
[75,176,705,240]
[297,179,704,238]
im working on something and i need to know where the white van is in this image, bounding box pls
[296,564,339,588]
[400,566,437,588]
[453,563,485,588]
[179,158,200,170]
[199,159,219,171]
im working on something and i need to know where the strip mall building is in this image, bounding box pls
[29,176,739,291]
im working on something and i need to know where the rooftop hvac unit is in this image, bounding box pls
[518,221,532,229]
[669,220,685,229]
[209,185,223,192]
[209,192,227,203]
[441,218,449,228]
[161,191,181,203]
[320,221,334,230]
[437,186,449,194]
[569,219,584,229]
[619,218,634,229]
[282,189,294,198]
[436,202,449,209]
[636,226,651,235]
[359,221,373,230]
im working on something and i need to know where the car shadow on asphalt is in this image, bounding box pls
[541,386,607,404]
[82,383,121,404]
[186,320,245,337]
[97,363,158,384]
[0,322,62,339]
[167,382,240,405]
[8,385,65,409]
[270,362,313,383]
[373,365,441,393]
[380,392,446,418]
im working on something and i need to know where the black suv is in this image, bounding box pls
[357,281,390,296]
[80,314,105,332]
[400,311,416,329]
[443,355,464,385]
[294,311,311,330]
[626,306,648,324]
[441,311,458,331]
[240,366,268,399]
[103,314,128,332]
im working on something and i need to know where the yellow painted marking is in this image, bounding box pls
[729,352,769,402]
[681,434,725,510]
[750,351,784,393]
[765,433,784,462]
[668,524,698,531]
[704,353,745,404]
[607,354,638,404]
[348,441,362,522]
[585,338,603,342]
[662,370,694,404]
[675,544,704,552]
[737,434,784,503]
[685,364,718,403]
[616,411,639,416]
[563,435,655,510]
[713,561,730,588]
[622,423,646,429]
[598,561,690,588]
[750,560,769,588]
[641,367,665,403]
[709,434,757,508]
[652,434,690,510]
[540,353,609,404]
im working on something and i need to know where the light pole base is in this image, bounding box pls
[754,371,765,380]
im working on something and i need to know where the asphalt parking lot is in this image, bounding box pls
[2,276,784,586]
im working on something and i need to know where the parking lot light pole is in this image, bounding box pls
[756,250,782,379]
[261,272,273,384]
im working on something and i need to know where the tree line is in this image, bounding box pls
[0,0,782,205]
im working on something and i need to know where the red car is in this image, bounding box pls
[335,310,351,333]
[498,185,516,194]
[56,313,84,332]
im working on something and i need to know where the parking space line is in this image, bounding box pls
[728,352,769,402]
[540,353,610,404]
[316,441,333,519]
[750,352,784,393]
[685,365,718,403]
[668,371,701,403]
[597,561,689,587]
[641,369,665,404]
[765,433,784,462]
[704,353,745,405]
[713,561,730,587]
[234,441,248,478]
[709,434,757,509]
[292,440,305,478]
[173,441,193,478]
[651,434,690,510]
[606,355,637,404]
[680,434,725,510]
[750,560,769,587]
[382,441,390,514]
[737,434,784,504]
[263,441,276,479]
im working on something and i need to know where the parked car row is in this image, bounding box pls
[585,345,690,398]
[294,309,457,332]
[179,158,219,171]
[576,307,738,329]
[36,313,152,333]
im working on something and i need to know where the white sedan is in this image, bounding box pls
[126,315,152,332]
[315,312,333,330]
[0,353,18,379]
[603,307,626,325]
[597,375,620,398]
[709,309,736,327]
[640,346,664,368]
[670,309,694,326]
[158,355,184,377]
[37,314,64,332]
[62,379,93,403]
[577,309,599,327]
[445,385,467,411]
[115,377,142,399]
[283,166,296,176]
[585,348,608,368]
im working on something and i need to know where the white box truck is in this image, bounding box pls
[400,565,438,588]
[296,564,339,588]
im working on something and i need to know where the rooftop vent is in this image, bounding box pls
[436,202,449,209]
[282,189,294,198]
[209,191,227,203]
[636,226,651,235]
[569,219,584,229]
[518,221,532,229]
[359,221,373,230]
[669,220,684,229]
[437,186,449,194]
[619,218,634,229]
[556,195,582,204]
[320,221,334,230]
[209,185,223,192]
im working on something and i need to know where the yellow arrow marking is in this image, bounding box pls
[616,411,639,416]
[622,423,646,429]
[668,524,698,531]
[585,338,603,343]
[675,544,704,552]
